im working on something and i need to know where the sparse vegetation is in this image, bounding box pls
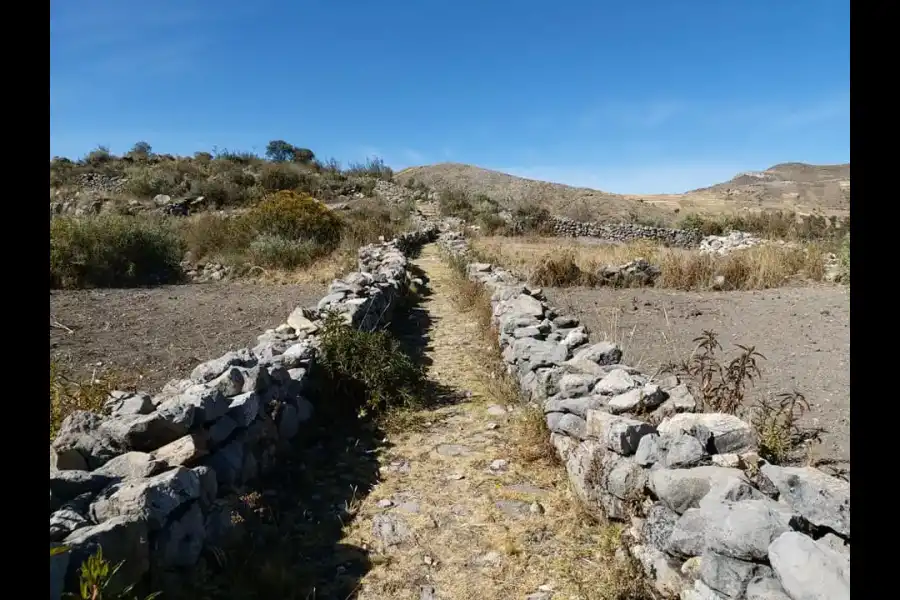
[664,330,817,465]
[55,545,160,600]
[474,236,830,291]
[316,311,427,417]
[50,214,185,289]
[50,361,135,441]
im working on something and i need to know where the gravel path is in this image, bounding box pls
[50,281,327,392]
[545,284,850,474]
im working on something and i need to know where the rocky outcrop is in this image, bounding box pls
[439,230,850,600]
[49,226,439,598]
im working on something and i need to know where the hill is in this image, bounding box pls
[396,162,851,223]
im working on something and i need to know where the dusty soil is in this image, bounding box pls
[545,284,850,474]
[49,281,326,393]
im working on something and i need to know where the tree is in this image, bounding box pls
[291,147,315,164]
[130,141,152,158]
[265,140,296,162]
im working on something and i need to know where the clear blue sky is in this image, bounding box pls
[50,0,849,194]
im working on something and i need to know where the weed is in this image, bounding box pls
[50,362,136,441]
[53,545,160,600]
[316,312,426,416]
[531,251,598,287]
[749,391,815,464]
[663,330,765,414]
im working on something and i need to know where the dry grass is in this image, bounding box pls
[474,235,830,291]
[50,361,138,441]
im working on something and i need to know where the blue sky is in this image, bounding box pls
[50,0,849,194]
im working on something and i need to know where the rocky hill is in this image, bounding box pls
[396,162,851,223]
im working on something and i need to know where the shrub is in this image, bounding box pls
[259,163,302,192]
[242,190,343,248]
[839,232,850,280]
[247,235,321,269]
[50,215,184,288]
[316,312,425,416]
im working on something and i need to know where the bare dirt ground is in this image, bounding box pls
[544,284,850,475]
[49,281,326,392]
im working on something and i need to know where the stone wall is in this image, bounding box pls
[547,216,704,248]
[49,226,438,599]
[438,230,850,600]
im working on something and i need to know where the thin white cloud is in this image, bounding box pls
[581,100,687,129]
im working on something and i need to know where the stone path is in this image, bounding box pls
[340,244,638,600]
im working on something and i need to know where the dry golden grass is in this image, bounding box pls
[474,235,829,291]
[50,362,139,442]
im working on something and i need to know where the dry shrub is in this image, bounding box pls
[531,251,598,287]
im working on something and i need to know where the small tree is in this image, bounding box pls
[291,147,315,164]
[128,141,152,159]
[265,140,296,162]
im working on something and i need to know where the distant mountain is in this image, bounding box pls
[396,162,850,222]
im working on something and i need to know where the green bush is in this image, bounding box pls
[316,312,425,415]
[50,215,184,288]
[243,190,343,248]
[259,163,302,192]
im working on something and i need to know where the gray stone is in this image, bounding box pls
[296,397,314,423]
[190,349,255,383]
[280,342,315,368]
[545,412,587,439]
[94,452,167,480]
[206,367,246,397]
[586,410,656,455]
[50,508,89,542]
[668,384,698,412]
[667,508,708,558]
[543,394,608,418]
[663,433,710,469]
[192,465,218,509]
[227,392,260,427]
[642,502,679,551]
[286,306,320,334]
[504,294,546,318]
[699,477,768,510]
[682,579,729,600]
[51,411,121,470]
[658,413,756,454]
[767,532,850,600]
[593,368,639,395]
[697,499,794,561]
[205,441,245,487]
[744,573,791,600]
[157,387,230,427]
[90,467,200,530]
[700,551,773,599]
[631,544,688,597]
[603,453,648,501]
[99,412,189,453]
[104,391,154,417]
[152,432,209,467]
[607,384,668,415]
[277,403,300,439]
[436,444,470,457]
[49,470,114,502]
[816,533,849,559]
[557,373,599,398]
[572,341,622,365]
[152,501,205,567]
[648,466,748,514]
[759,464,850,537]
[63,515,150,594]
[636,434,661,466]
[208,415,238,446]
[511,338,569,369]
[495,500,533,518]
[552,315,579,328]
[513,326,543,339]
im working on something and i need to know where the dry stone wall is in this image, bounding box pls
[439,230,850,600]
[547,216,704,248]
[49,226,438,599]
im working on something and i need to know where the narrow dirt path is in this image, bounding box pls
[340,244,637,600]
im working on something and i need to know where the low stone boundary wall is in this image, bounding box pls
[49,226,439,598]
[548,216,704,248]
[438,230,850,600]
